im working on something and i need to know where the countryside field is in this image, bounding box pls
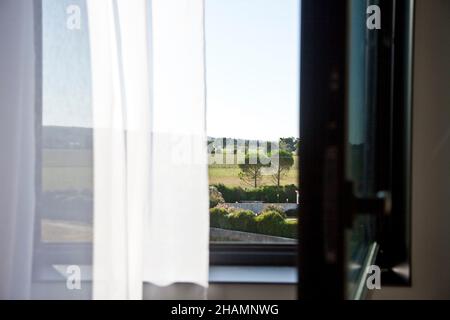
[40,149,299,243]
[42,149,299,191]
[42,149,93,191]
[208,155,299,187]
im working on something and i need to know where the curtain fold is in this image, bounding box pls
[0,0,36,300]
[87,0,209,300]
[144,0,209,289]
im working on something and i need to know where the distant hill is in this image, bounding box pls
[42,126,298,151]
[42,126,93,149]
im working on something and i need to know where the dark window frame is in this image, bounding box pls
[298,0,414,299]
[209,243,297,266]
[374,0,414,287]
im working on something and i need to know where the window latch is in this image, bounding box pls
[355,191,392,217]
[344,181,392,228]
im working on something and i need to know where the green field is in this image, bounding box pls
[41,149,298,243]
[208,155,299,187]
[42,149,299,191]
[42,149,93,191]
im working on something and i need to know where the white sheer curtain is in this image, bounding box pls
[0,0,36,300]
[87,0,209,300]
[144,0,209,289]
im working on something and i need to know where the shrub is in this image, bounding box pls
[281,184,298,203]
[209,186,225,208]
[213,184,298,203]
[284,207,299,218]
[210,206,231,229]
[262,204,286,218]
[281,219,298,238]
[255,210,286,236]
[214,183,245,202]
[209,206,298,239]
[227,210,257,233]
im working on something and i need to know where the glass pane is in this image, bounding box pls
[40,0,93,245]
[32,2,94,298]
[206,0,300,244]
[346,0,378,298]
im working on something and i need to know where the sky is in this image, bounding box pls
[42,0,92,128]
[205,0,300,141]
[43,0,300,141]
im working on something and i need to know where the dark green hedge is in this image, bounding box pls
[284,208,299,218]
[210,205,297,239]
[213,184,298,203]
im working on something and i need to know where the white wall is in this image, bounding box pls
[374,0,450,299]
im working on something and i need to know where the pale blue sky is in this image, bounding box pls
[42,0,92,128]
[43,0,300,141]
[205,0,300,140]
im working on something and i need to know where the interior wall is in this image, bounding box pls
[373,0,450,299]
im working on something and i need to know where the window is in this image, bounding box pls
[33,0,412,296]
[299,0,413,299]
[205,0,300,265]
[33,0,93,280]
[35,0,301,272]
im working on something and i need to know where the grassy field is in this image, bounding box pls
[40,149,298,243]
[208,155,299,187]
[41,149,299,191]
[41,219,92,243]
[42,149,93,191]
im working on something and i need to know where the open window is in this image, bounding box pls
[299,0,413,299]
[206,0,300,266]
[32,0,413,298]
[34,0,301,280]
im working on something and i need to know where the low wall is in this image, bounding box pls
[210,227,296,243]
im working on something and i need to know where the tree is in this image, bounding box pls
[209,186,225,208]
[238,152,270,188]
[271,150,294,187]
[295,139,300,155]
[279,137,299,153]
